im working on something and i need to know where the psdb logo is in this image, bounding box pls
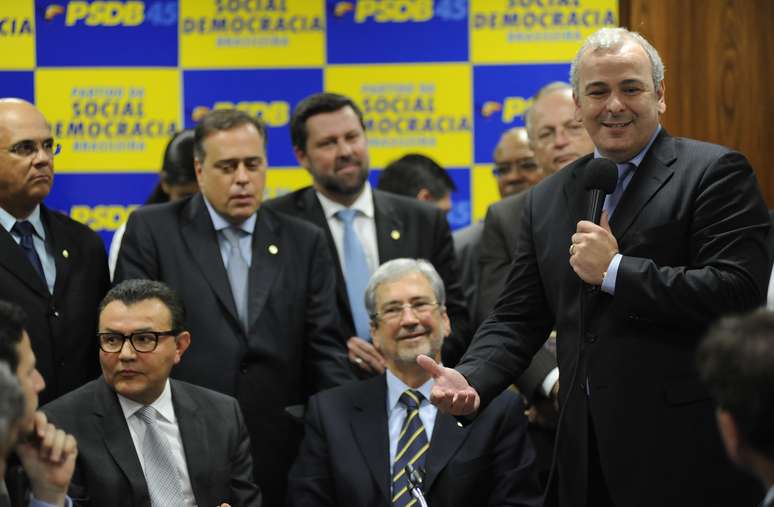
[327,0,468,63]
[36,1,178,66]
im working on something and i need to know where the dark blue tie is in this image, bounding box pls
[392,390,429,506]
[603,163,635,219]
[12,221,45,282]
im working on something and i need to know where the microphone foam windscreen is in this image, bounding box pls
[583,158,619,194]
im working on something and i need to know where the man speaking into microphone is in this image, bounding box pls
[419,27,770,507]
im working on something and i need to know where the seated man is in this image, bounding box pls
[0,362,25,506]
[697,309,774,506]
[43,280,261,507]
[0,301,76,507]
[288,259,540,507]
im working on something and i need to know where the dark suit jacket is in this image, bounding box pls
[0,204,109,405]
[42,378,261,507]
[114,195,353,506]
[477,192,557,402]
[453,221,483,325]
[265,187,471,366]
[459,131,769,507]
[287,374,541,507]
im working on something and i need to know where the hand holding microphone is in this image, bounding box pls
[569,158,621,286]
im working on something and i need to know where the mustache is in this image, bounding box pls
[334,156,362,171]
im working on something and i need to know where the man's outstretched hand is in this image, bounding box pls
[416,355,480,415]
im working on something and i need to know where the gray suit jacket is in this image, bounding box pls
[453,221,483,326]
[43,378,261,507]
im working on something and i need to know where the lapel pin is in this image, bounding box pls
[390,230,400,240]
[268,244,278,255]
[62,249,69,259]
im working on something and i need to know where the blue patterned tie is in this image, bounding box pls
[603,163,635,219]
[135,406,185,507]
[223,227,249,331]
[12,221,45,282]
[392,390,429,507]
[335,209,371,341]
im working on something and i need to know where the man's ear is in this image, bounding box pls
[293,145,309,170]
[415,188,433,202]
[173,331,191,365]
[716,409,744,465]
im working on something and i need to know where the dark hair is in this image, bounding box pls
[697,309,774,461]
[193,109,268,162]
[0,301,26,373]
[99,280,186,331]
[290,92,366,152]
[146,129,197,205]
[378,153,456,200]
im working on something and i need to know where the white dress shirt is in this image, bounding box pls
[316,183,380,277]
[117,380,197,507]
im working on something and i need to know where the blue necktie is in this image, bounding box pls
[223,227,249,331]
[604,163,635,219]
[335,208,371,341]
[12,221,45,282]
[392,390,429,506]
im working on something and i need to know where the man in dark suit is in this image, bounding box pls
[43,280,261,507]
[420,27,769,507]
[0,99,109,405]
[265,93,470,375]
[288,258,540,507]
[0,301,77,507]
[114,109,352,506]
[698,309,774,507]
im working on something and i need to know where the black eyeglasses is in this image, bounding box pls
[492,159,540,177]
[1,139,61,157]
[97,330,178,353]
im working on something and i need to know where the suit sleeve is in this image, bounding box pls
[613,152,770,327]
[303,229,356,393]
[286,395,336,507]
[486,393,542,507]
[430,210,472,367]
[114,211,160,283]
[228,400,263,507]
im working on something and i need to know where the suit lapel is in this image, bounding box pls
[171,381,210,505]
[609,131,676,240]
[294,188,353,327]
[246,210,280,331]
[42,206,73,299]
[372,190,404,263]
[95,379,150,501]
[180,195,241,328]
[422,412,470,494]
[351,376,391,503]
[0,222,48,297]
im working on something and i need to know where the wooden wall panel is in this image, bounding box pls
[621,0,774,206]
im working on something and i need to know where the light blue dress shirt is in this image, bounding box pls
[599,125,662,295]
[202,196,257,268]
[0,205,56,294]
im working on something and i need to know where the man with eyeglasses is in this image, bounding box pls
[288,258,540,507]
[42,279,261,507]
[0,98,110,406]
[114,108,352,506]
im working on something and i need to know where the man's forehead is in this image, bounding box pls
[100,298,172,326]
[306,107,362,135]
[376,273,434,301]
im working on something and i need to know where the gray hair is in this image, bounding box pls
[0,362,24,456]
[523,81,573,138]
[365,258,446,319]
[570,27,665,97]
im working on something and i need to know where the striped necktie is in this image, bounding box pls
[392,390,429,507]
[135,406,185,507]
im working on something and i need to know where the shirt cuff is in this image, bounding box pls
[29,495,72,507]
[601,254,623,295]
[540,367,560,398]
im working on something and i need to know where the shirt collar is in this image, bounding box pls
[385,368,434,413]
[594,124,662,168]
[316,182,374,221]
[202,195,256,235]
[117,378,176,424]
[0,204,45,240]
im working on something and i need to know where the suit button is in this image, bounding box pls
[51,308,60,317]
[585,333,597,343]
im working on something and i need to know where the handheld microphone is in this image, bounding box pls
[404,463,429,507]
[582,158,618,224]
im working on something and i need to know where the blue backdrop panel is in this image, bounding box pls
[0,71,35,102]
